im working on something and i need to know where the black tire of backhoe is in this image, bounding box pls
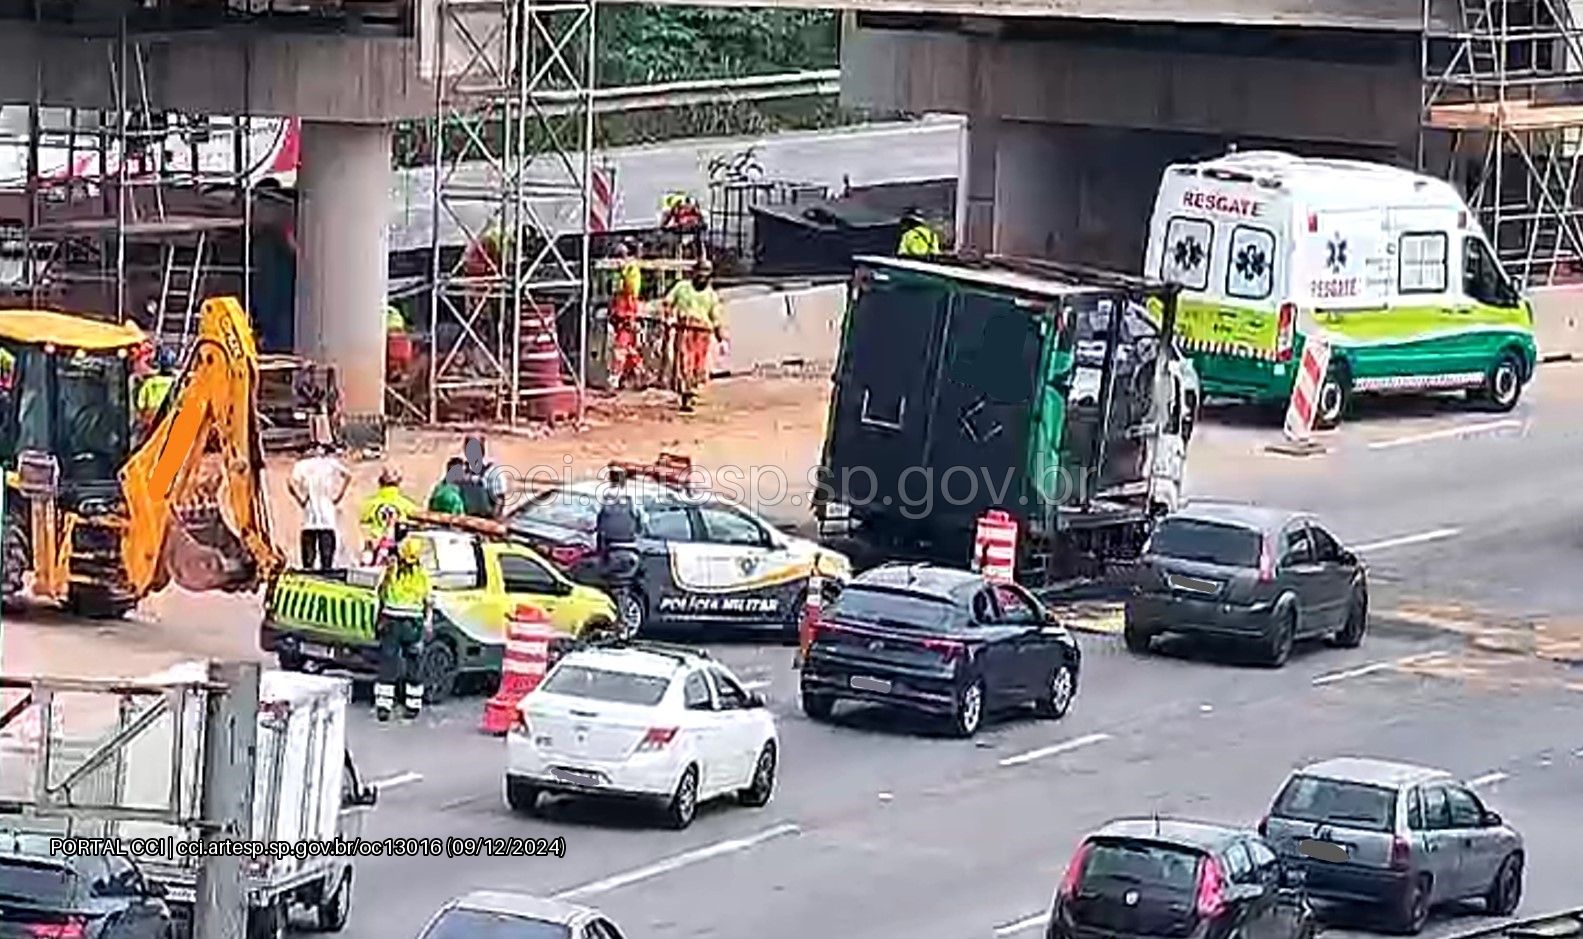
[1,518,27,611]
[66,587,134,620]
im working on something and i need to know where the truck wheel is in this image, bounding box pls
[315,870,352,932]
[1,514,27,611]
[65,586,134,620]
[420,642,458,703]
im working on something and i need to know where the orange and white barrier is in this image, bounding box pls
[973,510,1018,583]
[481,605,553,736]
[1282,335,1331,445]
[795,569,824,668]
[590,167,616,233]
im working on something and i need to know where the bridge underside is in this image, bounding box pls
[841,14,1436,270]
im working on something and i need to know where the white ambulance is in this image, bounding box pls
[1143,150,1536,425]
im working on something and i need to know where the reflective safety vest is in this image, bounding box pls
[898,224,941,257]
[379,561,430,616]
[614,260,642,299]
[665,281,723,331]
[137,374,176,416]
[359,485,418,542]
[385,306,406,333]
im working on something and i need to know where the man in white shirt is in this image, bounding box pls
[289,443,352,570]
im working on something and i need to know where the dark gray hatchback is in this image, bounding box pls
[1124,503,1368,667]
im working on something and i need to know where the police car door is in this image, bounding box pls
[679,503,796,625]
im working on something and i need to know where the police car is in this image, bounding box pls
[505,461,850,638]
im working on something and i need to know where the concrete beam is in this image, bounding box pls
[0,26,434,122]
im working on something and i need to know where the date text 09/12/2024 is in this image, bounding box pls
[49,836,568,860]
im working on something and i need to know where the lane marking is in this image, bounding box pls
[1312,662,1394,686]
[1353,527,1460,553]
[369,771,423,790]
[994,913,1047,936]
[1312,650,1451,687]
[742,680,772,691]
[1368,419,1523,451]
[551,823,800,901]
[1468,771,1509,788]
[999,732,1111,768]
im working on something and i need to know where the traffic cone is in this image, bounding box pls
[794,569,823,669]
[481,605,554,735]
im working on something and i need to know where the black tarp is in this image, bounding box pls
[751,199,903,276]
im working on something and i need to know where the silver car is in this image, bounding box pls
[1261,758,1523,935]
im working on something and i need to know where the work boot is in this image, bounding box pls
[402,684,424,721]
[374,683,396,723]
[679,393,696,413]
[376,706,392,723]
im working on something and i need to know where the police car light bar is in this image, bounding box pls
[606,452,695,488]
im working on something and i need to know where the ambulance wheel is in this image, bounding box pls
[1314,364,1350,430]
[315,870,352,932]
[1480,352,1524,412]
[420,642,458,704]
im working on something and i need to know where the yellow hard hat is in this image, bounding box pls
[398,537,424,563]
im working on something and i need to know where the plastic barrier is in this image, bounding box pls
[973,510,1018,583]
[480,605,554,736]
[795,569,824,669]
[1281,336,1331,449]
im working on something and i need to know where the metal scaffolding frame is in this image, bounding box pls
[0,13,257,346]
[1420,0,1583,285]
[426,0,597,424]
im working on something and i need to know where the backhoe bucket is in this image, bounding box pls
[163,507,257,593]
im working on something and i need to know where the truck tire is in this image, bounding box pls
[316,870,352,932]
[65,586,134,620]
[2,516,28,613]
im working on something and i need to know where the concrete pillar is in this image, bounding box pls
[958,37,999,253]
[295,120,391,443]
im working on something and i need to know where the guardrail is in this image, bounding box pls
[1443,908,1583,939]
[534,70,840,117]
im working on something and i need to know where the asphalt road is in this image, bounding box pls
[337,367,1583,939]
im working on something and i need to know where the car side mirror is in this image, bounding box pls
[745,692,766,708]
[1483,810,1503,827]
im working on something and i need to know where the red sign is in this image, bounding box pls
[1310,277,1360,300]
[1182,190,1265,218]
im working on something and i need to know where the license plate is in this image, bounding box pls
[1299,838,1350,864]
[301,642,334,659]
[1167,573,1221,595]
[850,675,892,694]
[552,767,601,786]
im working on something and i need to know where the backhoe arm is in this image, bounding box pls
[119,297,284,596]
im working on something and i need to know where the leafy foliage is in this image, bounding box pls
[597,6,838,85]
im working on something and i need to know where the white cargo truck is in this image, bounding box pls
[118,665,378,939]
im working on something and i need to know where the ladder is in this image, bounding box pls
[153,231,210,355]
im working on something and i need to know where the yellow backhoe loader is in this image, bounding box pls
[0,297,284,618]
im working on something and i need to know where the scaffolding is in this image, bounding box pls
[424,0,597,425]
[0,15,258,351]
[1421,0,1583,285]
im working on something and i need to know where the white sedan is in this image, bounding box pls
[505,643,778,829]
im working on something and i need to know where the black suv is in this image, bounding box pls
[0,833,173,939]
[1047,818,1316,939]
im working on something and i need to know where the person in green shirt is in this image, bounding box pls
[427,458,467,515]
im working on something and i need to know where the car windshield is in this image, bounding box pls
[512,490,599,534]
[1081,840,1202,892]
[1273,775,1397,832]
[423,908,570,939]
[1150,519,1262,567]
[831,587,956,630]
[538,665,670,706]
[0,858,76,905]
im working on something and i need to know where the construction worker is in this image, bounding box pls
[385,304,406,334]
[359,467,419,564]
[135,347,179,433]
[427,458,467,515]
[373,535,432,722]
[607,241,644,391]
[0,346,15,393]
[898,207,942,257]
[289,442,351,571]
[457,435,504,519]
[596,466,641,638]
[662,258,728,413]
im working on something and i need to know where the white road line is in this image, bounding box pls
[1468,771,1510,788]
[1353,527,1461,553]
[742,680,772,691]
[999,732,1111,768]
[369,771,423,790]
[1367,419,1523,451]
[551,823,800,901]
[1312,662,1395,686]
[994,913,1047,936]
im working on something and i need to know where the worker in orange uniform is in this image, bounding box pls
[662,258,727,413]
[608,241,644,391]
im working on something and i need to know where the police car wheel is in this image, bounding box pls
[617,591,646,638]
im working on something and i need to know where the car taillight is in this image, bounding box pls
[1390,835,1411,870]
[1258,535,1275,582]
[636,727,678,752]
[1195,855,1227,919]
[549,544,589,567]
[922,638,964,662]
[1276,303,1296,363]
[29,919,87,939]
[1057,841,1092,900]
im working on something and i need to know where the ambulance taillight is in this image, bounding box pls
[1275,303,1296,363]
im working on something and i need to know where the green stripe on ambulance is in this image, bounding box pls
[269,575,378,642]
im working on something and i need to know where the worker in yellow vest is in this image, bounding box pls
[135,348,179,434]
[662,258,728,413]
[609,241,644,390]
[898,208,942,257]
[374,536,433,721]
[359,467,419,564]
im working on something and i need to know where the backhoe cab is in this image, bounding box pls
[0,300,282,618]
